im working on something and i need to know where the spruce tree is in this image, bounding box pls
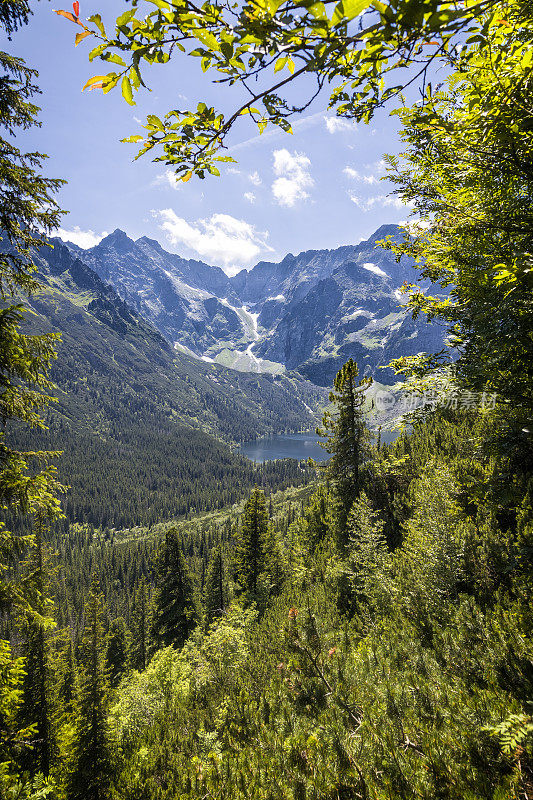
[317,359,372,539]
[152,529,197,649]
[67,580,112,800]
[204,545,225,627]
[234,487,269,596]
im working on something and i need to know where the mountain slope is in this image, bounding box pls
[68,224,444,385]
[6,240,323,527]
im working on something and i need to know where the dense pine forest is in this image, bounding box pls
[2,0,533,799]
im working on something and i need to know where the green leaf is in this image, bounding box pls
[116,9,137,27]
[308,2,327,19]
[147,114,165,131]
[88,42,107,62]
[103,53,127,67]
[121,76,135,105]
[88,13,106,36]
[332,0,368,26]
[195,29,221,51]
[146,0,171,9]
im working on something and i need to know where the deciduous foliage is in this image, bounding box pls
[57,0,496,179]
[383,1,533,422]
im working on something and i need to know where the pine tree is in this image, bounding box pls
[55,636,78,723]
[263,523,283,595]
[204,545,225,627]
[152,529,197,649]
[344,492,389,613]
[18,519,56,777]
[234,487,269,596]
[302,486,333,554]
[105,617,130,688]
[0,1,66,617]
[131,578,150,671]
[0,640,36,792]
[67,579,112,800]
[0,6,65,789]
[317,359,372,540]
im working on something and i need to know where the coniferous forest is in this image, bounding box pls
[2,1,533,799]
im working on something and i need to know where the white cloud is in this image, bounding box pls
[153,169,183,191]
[362,262,388,278]
[54,226,108,249]
[344,166,380,185]
[350,194,414,212]
[272,149,313,208]
[325,116,353,134]
[249,171,262,186]
[343,167,360,179]
[155,209,273,275]
[368,158,388,175]
[244,192,256,203]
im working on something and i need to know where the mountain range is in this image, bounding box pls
[64,224,444,385]
[5,238,324,528]
[2,222,446,527]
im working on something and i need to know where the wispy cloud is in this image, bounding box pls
[272,149,313,208]
[248,171,262,186]
[54,226,108,249]
[232,111,325,152]
[244,191,256,203]
[350,194,414,212]
[155,209,273,275]
[344,165,381,185]
[325,116,353,134]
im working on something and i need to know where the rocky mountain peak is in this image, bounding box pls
[64,223,445,386]
[97,228,135,253]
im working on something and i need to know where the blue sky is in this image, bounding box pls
[10,1,412,275]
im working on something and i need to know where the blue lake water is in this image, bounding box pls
[238,428,401,464]
[238,433,329,463]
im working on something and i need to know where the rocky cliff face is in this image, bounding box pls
[64,223,446,386]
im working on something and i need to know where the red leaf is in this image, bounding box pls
[73,1,79,16]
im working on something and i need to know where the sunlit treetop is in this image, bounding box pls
[55,0,501,180]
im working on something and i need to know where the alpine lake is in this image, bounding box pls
[238,428,400,464]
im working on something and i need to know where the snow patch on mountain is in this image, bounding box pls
[362,262,388,278]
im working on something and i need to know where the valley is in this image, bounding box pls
[2,3,532,800]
